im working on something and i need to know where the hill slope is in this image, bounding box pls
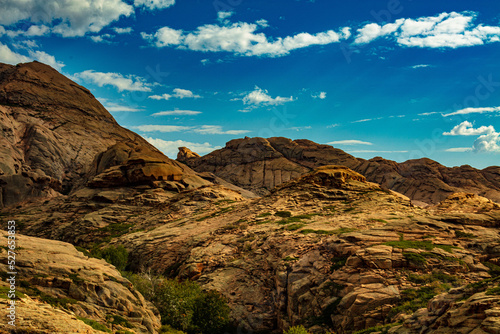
[0,61,210,208]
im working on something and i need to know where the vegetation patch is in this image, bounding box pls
[77,316,112,333]
[353,322,401,334]
[107,314,134,328]
[275,211,292,217]
[128,274,231,334]
[384,240,457,253]
[283,325,309,334]
[387,284,448,320]
[330,256,348,271]
[403,252,427,267]
[455,230,477,239]
[286,223,305,231]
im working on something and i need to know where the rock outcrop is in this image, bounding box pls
[179,137,500,204]
[0,61,210,208]
[0,231,161,333]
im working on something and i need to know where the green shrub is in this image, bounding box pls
[275,211,292,217]
[455,230,476,239]
[192,290,231,334]
[77,316,111,333]
[403,252,427,267]
[284,325,309,334]
[93,245,129,271]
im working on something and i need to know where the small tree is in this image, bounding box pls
[192,290,231,334]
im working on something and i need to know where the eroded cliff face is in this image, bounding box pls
[179,137,500,205]
[0,61,210,208]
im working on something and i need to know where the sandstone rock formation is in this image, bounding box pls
[0,61,210,208]
[179,137,500,204]
[0,230,161,333]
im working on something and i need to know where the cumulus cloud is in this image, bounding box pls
[144,137,220,158]
[354,12,500,49]
[152,110,202,116]
[173,88,201,99]
[134,0,175,10]
[142,20,350,57]
[327,140,373,146]
[444,121,500,153]
[74,70,153,92]
[89,34,114,43]
[473,131,500,153]
[443,106,500,117]
[113,27,133,34]
[149,94,172,101]
[192,125,250,135]
[443,121,495,136]
[241,86,294,106]
[0,0,134,37]
[0,42,31,65]
[0,42,65,70]
[312,91,327,99]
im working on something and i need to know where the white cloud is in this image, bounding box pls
[288,126,312,131]
[89,34,114,43]
[217,11,233,24]
[149,94,172,100]
[144,137,220,158]
[113,27,133,34]
[103,102,143,112]
[133,125,192,132]
[173,88,201,99]
[444,121,500,153]
[0,26,5,36]
[241,86,294,106]
[74,70,153,92]
[443,106,500,117]
[192,125,250,135]
[473,131,500,153]
[0,42,31,65]
[444,147,472,152]
[327,140,373,146]
[353,12,500,49]
[143,20,350,57]
[0,0,134,37]
[312,91,327,99]
[134,0,175,10]
[411,64,431,69]
[152,110,202,116]
[443,121,495,136]
[0,42,64,71]
[354,20,403,44]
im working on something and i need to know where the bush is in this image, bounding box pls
[275,211,292,217]
[284,325,309,334]
[155,279,200,331]
[192,290,231,334]
[94,245,129,271]
[131,276,232,334]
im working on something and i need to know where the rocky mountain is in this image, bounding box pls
[0,61,211,208]
[2,62,500,334]
[178,137,500,205]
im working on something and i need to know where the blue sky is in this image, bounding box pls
[0,0,499,168]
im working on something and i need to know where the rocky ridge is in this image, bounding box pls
[178,137,500,205]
